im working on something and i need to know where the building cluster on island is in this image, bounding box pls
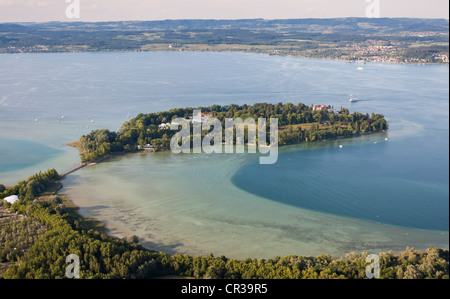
[140,112,216,150]
[312,105,339,114]
[159,108,343,128]
[141,106,341,151]
[158,111,215,130]
[154,106,337,133]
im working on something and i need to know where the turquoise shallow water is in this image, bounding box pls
[0,52,448,258]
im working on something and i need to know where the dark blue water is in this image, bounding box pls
[232,135,449,230]
[0,138,63,173]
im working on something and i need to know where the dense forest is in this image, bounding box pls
[0,170,448,279]
[71,102,389,163]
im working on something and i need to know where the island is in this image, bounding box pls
[68,102,389,163]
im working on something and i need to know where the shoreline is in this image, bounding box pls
[59,190,450,259]
[58,160,450,260]
[57,138,449,259]
[64,129,389,175]
[1,48,448,66]
[57,130,397,257]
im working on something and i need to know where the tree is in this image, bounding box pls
[403,265,423,279]
[24,187,35,202]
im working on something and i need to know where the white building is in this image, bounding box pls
[190,112,214,123]
[4,195,19,204]
[313,105,329,112]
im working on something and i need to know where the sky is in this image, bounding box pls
[0,0,448,23]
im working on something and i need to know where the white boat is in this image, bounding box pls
[349,98,359,103]
[357,67,364,71]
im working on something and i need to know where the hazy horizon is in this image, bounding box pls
[0,0,448,23]
[3,16,449,25]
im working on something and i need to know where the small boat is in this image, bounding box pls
[357,67,364,71]
[385,138,389,141]
[374,141,378,144]
[339,145,343,148]
[349,98,359,103]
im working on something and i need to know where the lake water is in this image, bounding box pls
[0,52,448,258]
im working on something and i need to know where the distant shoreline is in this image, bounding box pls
[1,18,448,64]
[1,49,448,66]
